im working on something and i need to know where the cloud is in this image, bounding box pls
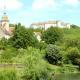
[0,0,23,10]
[32,0,57,10]
[65,0,80,6]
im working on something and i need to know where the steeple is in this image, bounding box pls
[0,0,11,39]
[1,0,9,22]
[3,0,6,14]
[1,0,10,32]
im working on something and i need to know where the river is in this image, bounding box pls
[53,73,80,80]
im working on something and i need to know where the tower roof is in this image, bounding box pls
[1,13,9,21]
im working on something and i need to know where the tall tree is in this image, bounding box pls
[9,23,38,48]
[42,27,63,44]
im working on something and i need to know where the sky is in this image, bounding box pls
[0,0,80,27]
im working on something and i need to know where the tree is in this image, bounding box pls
[45,44,62,65]
[42,27,63,44]
[71,24,80,29]
[9,23,38,49]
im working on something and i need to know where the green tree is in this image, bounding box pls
[9,23,38,49]
[42,27,63,44]
[71,24,80,29]
[45,44,62,65]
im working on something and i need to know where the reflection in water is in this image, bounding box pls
[53,73,80,80]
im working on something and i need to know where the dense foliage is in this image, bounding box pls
[66,47,80,65]
[9,23,38,49]
[42,27,63,44]
[45,44,62,65]
[21,47,53,80]
[0,69,18,80]
[71,24,80,29]
[0,24,80,80]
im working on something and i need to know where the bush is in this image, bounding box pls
[65,38,80,49]
[0,48,17,63]
[0,38,8,50]
[66,47,80,65]
[0,69,18,80]
[75,58,80,70]
[36,41,47,50]
[45,44,62,65]
[20,47,54,80]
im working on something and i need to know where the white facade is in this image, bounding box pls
[31,20,71,30]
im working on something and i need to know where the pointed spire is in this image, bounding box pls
[3,0,6,14]
[4,12,6,15]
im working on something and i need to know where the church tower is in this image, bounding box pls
[1,0,10,32]
[1,12,10,32]
[0,0,11,39]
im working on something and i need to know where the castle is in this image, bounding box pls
[31,20,71,30]
[0,13,12,39]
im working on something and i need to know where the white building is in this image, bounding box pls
[31,20,71,30]
[34,32,41,42]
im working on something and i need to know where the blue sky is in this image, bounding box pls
[0,0,80,27]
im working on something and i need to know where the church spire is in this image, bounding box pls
[1,0,9,22]
[3,0,6,14]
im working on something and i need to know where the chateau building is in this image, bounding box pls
[0,13,12,39]
[31,20,71,30]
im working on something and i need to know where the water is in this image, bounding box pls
[53,73,80,80]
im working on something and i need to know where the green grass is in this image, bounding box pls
[63,28,80,39]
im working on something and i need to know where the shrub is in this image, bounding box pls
[0,38,8,50]
[20,47,54,80]
[65,38,80,49]
[36,41,47,50]
[66,47,80,65]
[0,69,18,80]
[75,58,80,70]
[45,44,62,65]
[0,48,17,63]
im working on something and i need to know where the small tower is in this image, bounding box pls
[1,12,10,32]
[1,0,10,32]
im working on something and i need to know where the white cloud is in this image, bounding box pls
[65,0,80,6]
[0,0,23,10]
[32,0,57,10]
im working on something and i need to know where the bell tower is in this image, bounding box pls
[1,0,10,32]
[1,12,9,31]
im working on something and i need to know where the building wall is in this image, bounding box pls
[45,23,57,30]
[31,21,71,30]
